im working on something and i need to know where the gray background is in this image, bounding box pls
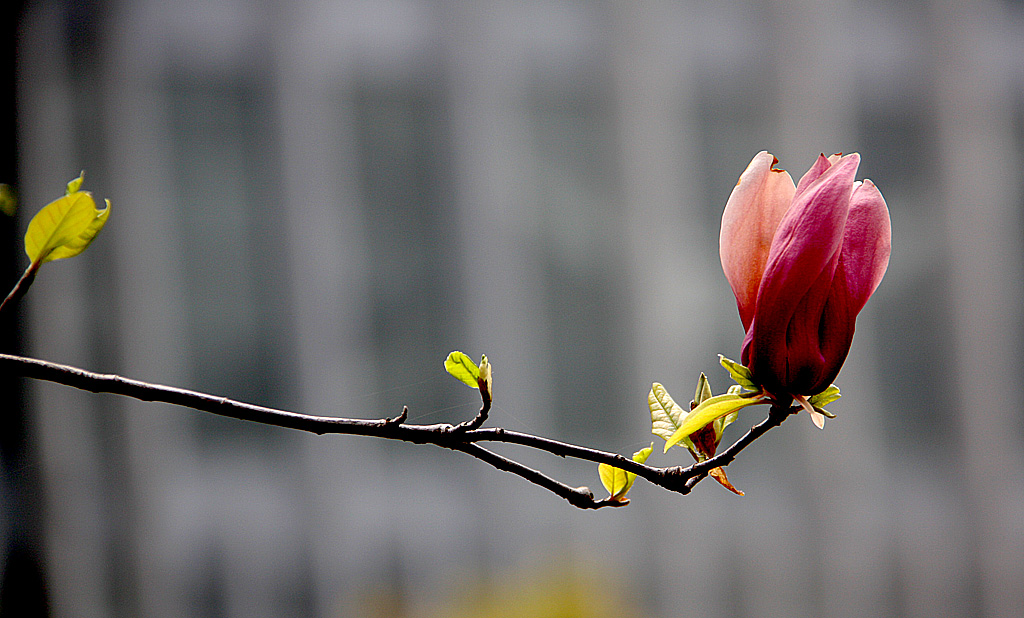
[6,0,1024,616]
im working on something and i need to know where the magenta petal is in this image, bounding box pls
[780,256,839,393]
[745,154,861,395]
[837,179,891,313]
[751,247,840,395]
[751,154,859,329]
[724,151,889,397]
[808,179,890,394]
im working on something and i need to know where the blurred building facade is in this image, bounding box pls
[5,0,1024,617]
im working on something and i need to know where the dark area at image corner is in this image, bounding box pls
[1,2,51,616]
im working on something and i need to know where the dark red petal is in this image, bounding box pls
[811,269,857,394]
[749,254,838,395]
[745,155,859,392]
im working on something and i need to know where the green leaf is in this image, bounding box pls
[25,177,110,266]
[719,355,759,391]
[808,384,841,408]
[664,392,767,452]
[43,199,111,263]
[649,383,692,450]
[66,171,85,196]
[445,351,480,389]
[599,443,653,502]
[0,184,15,217]
[694,372,712,406]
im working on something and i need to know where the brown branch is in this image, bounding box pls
[452,443,626,509]
[452,390,491,432]
[0,353,792,507]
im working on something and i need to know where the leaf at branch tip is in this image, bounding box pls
[598,442,653,502]
[477,354,492,397]
[649,383,692,450]
[444,351,480,389]
[43,199,111,263]
[66,171,85,195]
[664,392,768,452]
[0,184,16,217]
[719,355,758,391]
[694,372,712,407]
[25,174,110,266]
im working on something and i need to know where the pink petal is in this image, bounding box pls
[837,179,891,313]
[794,153,832,198]
[720,152,796,331]
[794,153,846,199]
[794,394,826,429]
[752,154,859,329]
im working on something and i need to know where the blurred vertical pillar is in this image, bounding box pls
[17,2,131,616]
[607,2,726,616]
[445,0,564,544]
[610,0,715,383]
[766,0,850,604]
[765,1,896,618]
[929,2,1024,617]
[101,5,194,615]
[769,0,856,160]
[0,1,51,615]
[272,2,378,610]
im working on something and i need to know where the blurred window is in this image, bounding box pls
[168,75,297,452]
[529,87,629,444]
[350,78,462,438]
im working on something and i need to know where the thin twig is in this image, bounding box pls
[452,391,491,433]
[451,443,626,509]
[0,263,38,317]
[0,353,641,466]
[465,427,669,484]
